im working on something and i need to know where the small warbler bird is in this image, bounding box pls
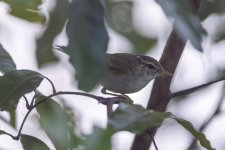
[101,53,172,96]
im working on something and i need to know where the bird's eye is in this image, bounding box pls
[148,64,155,69]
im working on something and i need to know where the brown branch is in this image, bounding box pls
[131,0,202,149]
[131,27,185,150]
[187,83,225,150]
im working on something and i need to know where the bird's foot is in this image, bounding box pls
[120,94,133,104]
[101,88,133,103]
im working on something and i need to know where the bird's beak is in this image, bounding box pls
[161,70,173,76]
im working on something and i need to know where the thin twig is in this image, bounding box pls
[22,96,30,110]
[171,75,225,98]
[45,77,57,94]
[2,91,126,139]
[147,129,158,150]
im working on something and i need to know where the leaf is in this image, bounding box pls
[35,93,69,150]
[35,0,69,67]
[157,0,203,51]
[199,0,225,21]
[85,126,112,150]
[175,118,215,150]
[9,110,16,128]
[2,0,42,10]
[61,100,84,149]
[21,134,50,150]
[108,103,171,133]
[66,0,109,91]
[124,32,157,54]
[9,6,45,23]
[0,70,44,111]
[0,44,16,73]
[106,1,156,54]
[2,0,45,23]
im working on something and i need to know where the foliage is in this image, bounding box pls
[0,0,224,149]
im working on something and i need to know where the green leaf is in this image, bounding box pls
[199,0,225,21]
[0,44,16,73]
[157,0,203,51]
[35,0,69,67]
[35,94,69,150]
[2,0,42,10]
[2,0,45,23]
[21,134,50,150]
[61,100,84,149]
[108,103,171,133]
[175,118,215,150]
[0,70,44,111]
[9,6,45,23]
[125,32,157,54]
[106,1,156,54]
[66,0,108,91]
[85,126,112,150]
[9,110,16,128]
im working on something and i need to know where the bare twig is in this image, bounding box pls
[45,77,57,94]
[1,91,127,140]
[147,129,158,150]
[22,96,31,110]
[171,75,225,98]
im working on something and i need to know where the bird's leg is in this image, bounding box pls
[101,88,133,103]
[101,88,121,97]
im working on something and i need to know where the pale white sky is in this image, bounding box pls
[0,0,225,150]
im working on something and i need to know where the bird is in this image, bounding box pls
[101,53,172,97]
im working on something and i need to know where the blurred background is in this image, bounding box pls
[0,0,225,149]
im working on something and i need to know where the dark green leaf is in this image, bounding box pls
[2,0,42,10]
[125,32,157,54]
[199,0,225,21]
[36,0,69,67]
[0,70,44,111]
[9,6,45,23]
[175,118,215,150]
[66,0,108,91]
[61,100,84,149]
[21,134,50,150]
[157,0,203,51]
[108,103,171,133]
[0,44,16,73]
[36,94,69,150]
[85,126,112,150]
[2,0,45,23]
[9,110,16,128]
[106,1,156,54]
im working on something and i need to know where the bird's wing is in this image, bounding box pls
[107,54,133,76]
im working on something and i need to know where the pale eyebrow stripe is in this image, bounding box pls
[136,56,159,68]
